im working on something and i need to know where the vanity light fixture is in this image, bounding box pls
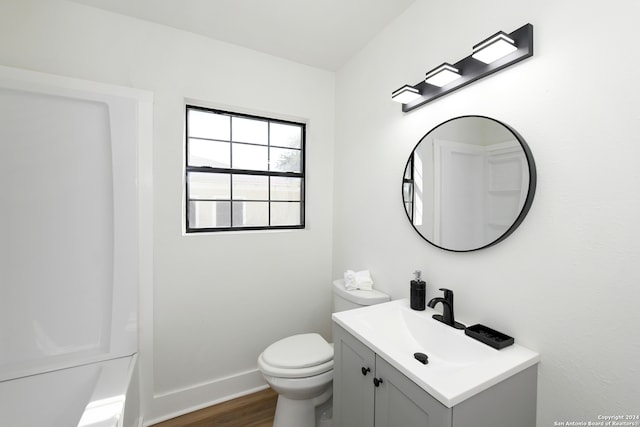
[472,31,518,64]
[393,23,533,112]
[424,63,461,87]
[392,85,421,104]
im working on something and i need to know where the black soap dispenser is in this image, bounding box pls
[410,270,426,311]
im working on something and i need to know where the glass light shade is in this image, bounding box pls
[472,33,517,64]
[424,64,461,87]
[392,85,421,104]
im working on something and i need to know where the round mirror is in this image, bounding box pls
[402,116,536,252]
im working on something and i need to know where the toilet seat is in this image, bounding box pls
[259,355,333,378]
[259,333,334,379]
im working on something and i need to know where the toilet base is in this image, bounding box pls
[272,386,332,427]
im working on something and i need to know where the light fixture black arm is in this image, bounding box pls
[399,23,533,113]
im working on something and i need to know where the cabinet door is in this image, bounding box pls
[374,356,452,427]
[333,324,376,427]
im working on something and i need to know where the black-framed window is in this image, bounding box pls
[185,105,305,232]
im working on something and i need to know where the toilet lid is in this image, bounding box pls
[262,333,333,369]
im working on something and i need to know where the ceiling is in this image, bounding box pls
[68,0,417,71]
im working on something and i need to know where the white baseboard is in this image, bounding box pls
[143,369,268,426]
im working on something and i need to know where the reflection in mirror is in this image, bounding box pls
[402,116,536,252]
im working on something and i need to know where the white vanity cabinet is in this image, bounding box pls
[333,323,537,427]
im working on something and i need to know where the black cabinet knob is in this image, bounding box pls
[373,377,383,387]
[361,367,371,376]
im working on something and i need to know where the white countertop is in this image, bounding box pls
[332,299,540,407]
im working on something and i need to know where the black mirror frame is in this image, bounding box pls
[402,115,537,252]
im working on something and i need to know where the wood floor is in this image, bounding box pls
[151,388,278,427]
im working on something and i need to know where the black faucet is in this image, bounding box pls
[427,288,466,329]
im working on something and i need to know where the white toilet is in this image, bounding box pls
[258,280,390,427]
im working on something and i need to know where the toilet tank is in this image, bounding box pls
[332,279,390,312]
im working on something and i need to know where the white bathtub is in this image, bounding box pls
[0,355,138,427]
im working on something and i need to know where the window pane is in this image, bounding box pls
[271,177,301,201]
[403,182,413,200]
[188,172,230,199]
[232,143,269,170]
[232,116,268,145]
[188,138,230,168]
[270,123,302,148]
[188,201,231,228]
[271,202,301,226]
[188,110,230,140]
[404,160,412,180]
[270,147,301,172]
[232,201,268,227]
[233,174,269,200]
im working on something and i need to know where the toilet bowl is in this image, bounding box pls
[258,280,390,427]
[258,333,334,427]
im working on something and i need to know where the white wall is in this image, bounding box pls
[334,0,640,425]
[0,0,335,423]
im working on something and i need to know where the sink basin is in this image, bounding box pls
[332,299,540,407]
